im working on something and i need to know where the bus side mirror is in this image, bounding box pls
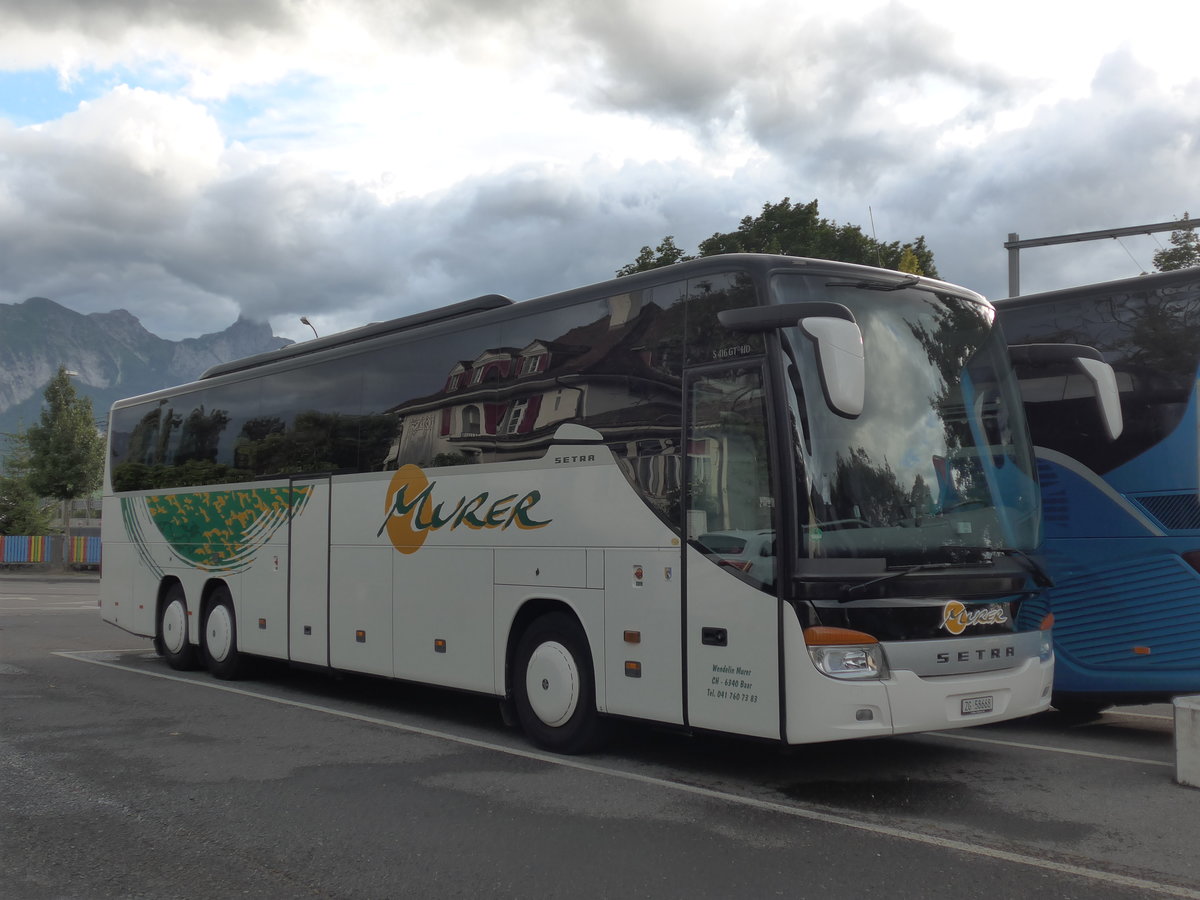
[1008,343,1123,441]
[800,317,865,418]
[1073,357,1123,441]
[718,302,865,418]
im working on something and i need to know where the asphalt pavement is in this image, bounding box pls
[2,575,1196,900]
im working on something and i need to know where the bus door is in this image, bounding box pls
[683,364,781,739]
[288,475,331,667]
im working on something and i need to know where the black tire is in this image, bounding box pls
[201,586,245,680]
[158,583,199,670]
[513,612,606,754]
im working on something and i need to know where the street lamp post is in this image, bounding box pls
[62,367,78,569]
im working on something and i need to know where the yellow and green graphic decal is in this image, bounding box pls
[379,464,551,554]
[121,487,308,576]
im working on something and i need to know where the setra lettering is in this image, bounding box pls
[936,646,1017,664]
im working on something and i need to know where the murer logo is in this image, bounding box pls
[379,464,552,554]
[939,600,1009,635]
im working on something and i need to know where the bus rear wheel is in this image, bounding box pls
[202,586,245,680]
[158,583,199,670]
[514,612,606,754]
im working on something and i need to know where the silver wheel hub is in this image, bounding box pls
[525,640,579,728]
[206,605,233,663]
[161,599,187,655]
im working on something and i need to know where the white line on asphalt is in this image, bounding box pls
[56,649,1200,900]
[1109,710,1175,722]
[927,730,1175,767]
[55,649,149,654]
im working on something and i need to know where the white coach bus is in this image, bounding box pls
[101,254,1055,753]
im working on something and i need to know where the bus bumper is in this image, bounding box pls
[885,654,1054,735]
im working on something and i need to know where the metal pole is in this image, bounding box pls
[1007,232,1020,298]
[1003,216,1194,297]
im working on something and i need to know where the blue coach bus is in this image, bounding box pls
[996,268,1200,715]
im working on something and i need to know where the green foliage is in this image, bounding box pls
[616,236,692,276]
[617,198,938,278]
[0,429,56,535]
[897,245,923,274]
[25,367,105,502]
[1153,213,1200,272]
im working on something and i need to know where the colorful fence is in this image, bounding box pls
[69,537,103,565]
[1,535,50,563]
[0,535,101,566]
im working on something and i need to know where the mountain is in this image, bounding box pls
[0,297,293,437]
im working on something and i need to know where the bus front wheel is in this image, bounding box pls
[513,612,606,754]
[202,586,245,680]
[158,583,199,670]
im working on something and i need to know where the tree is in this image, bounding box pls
[0,429,55,535]
[616,236,691,276]
[26,367,104,511]
[897,245,924,275]
[1153,213,1200,272]
[617,198,938,277]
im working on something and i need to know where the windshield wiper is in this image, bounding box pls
[825,275,920,292]
[836,546,1052,602]
[838,562,957,601]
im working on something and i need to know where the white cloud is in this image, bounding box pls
[0,0,1196,345]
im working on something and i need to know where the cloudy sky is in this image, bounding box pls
[0,0,1195,343]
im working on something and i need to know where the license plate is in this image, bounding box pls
[961,695,994,715]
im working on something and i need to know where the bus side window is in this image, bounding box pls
[686,366,777,593]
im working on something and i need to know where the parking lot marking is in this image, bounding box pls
[1110,710,1174,722]
[56,649,1200,900]
[927,730,1174,767]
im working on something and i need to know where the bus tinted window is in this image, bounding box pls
[109,270,754,520]
[684,271,762,366]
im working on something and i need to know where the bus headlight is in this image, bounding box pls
[1039,612,1054,662]
[804,627,888,680]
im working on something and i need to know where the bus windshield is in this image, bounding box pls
[773,274,1039,564]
